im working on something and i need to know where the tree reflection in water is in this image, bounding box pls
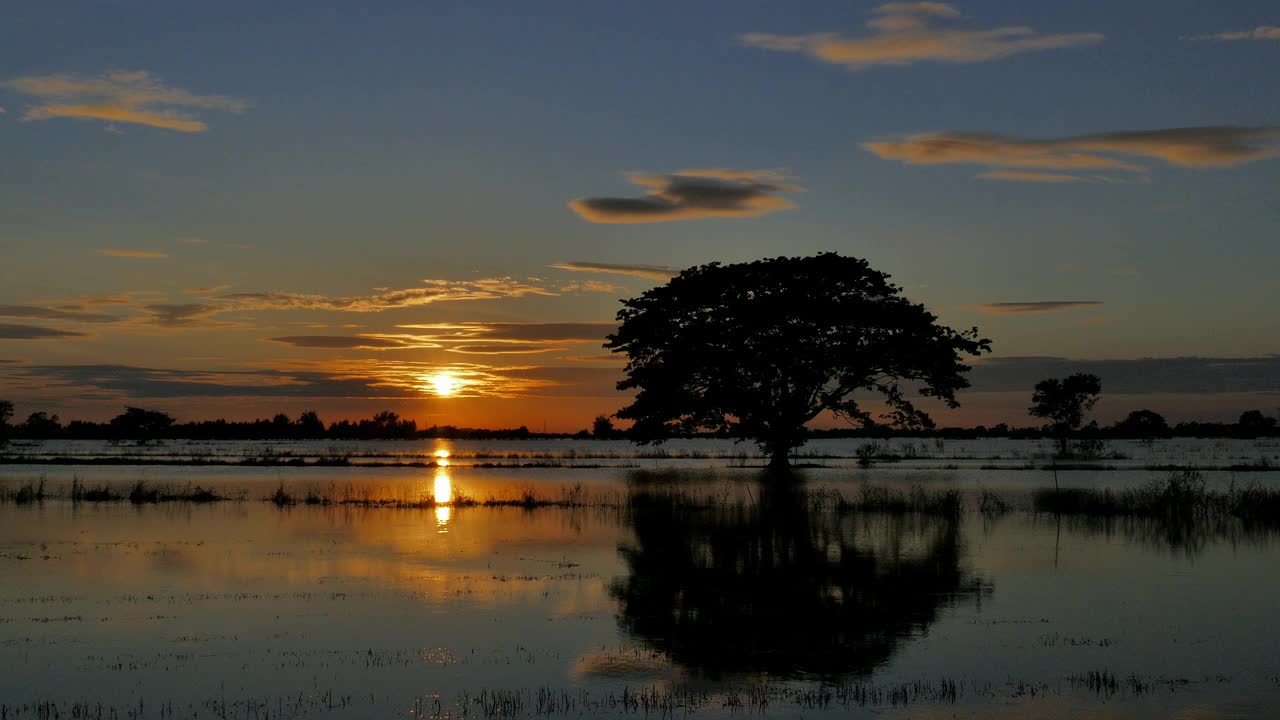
[611,481,990,677]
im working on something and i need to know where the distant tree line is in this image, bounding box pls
[0,399,1276,443]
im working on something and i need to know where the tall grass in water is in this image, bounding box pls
[1034,469,1280,524]
[837,484,962,517]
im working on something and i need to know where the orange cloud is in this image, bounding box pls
[220,278,556,312]
[5,70,247,132]
[741,2,1102,69]
[96,249,169,258]
[865,126,1280,181]
[569,170,801,223]
[550,261,678,281]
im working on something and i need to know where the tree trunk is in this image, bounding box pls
[768,446,791,469]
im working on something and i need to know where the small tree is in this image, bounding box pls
[22,411,62,437]
[1029,374,1102,455]
[591,415,617,440]
[296,410,326,438]
[605,254,990,468]
[110,406,176,439]
[1112,409,1170,439]
[1237,409,1278,437]
[0,399,13,441]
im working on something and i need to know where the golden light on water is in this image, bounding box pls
[433,467,452,529]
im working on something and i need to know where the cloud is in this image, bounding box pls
[397,322,615,344]
[864,126,1280,181]
[978,170,1089,183]
[96,249,169,258]
[550,261,678,281]
[176,237,208,245]
[140,304,222,328]
[268,335,422,350]
[741,2,1102,70]
[0,323,88,340]
[183,285,232,294]
[1190,26,1280,42]
[444,344,563,355]
[0,305,119,324]
[559,280,624,294]
[968,301,1104,315]
[271,323,614,355]
[969,356,1280,395]
[220,278,555,312]
[569,170,801,223]
[5,70,248,132]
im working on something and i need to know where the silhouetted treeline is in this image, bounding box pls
[0,403,1276,442]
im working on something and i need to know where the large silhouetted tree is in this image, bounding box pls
[1029,373,1102,455]
[604,254,990,467]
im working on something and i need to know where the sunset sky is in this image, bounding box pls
[2,1,1278,430]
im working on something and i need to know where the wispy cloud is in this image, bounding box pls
[268,335,426,350]
[0,305,119,324]
[398,322,615,344]
[967,301,1104,315]
[559,280,624,294]
[977,169,1090,183]
[550,261,678,281]
[741,2,1102,70]
[569,170,801,223]
[96,249,169,258]
[271,322,616,355]
[183,285,232,295]
[140,304,223,328]
[969,356,1280,394]
[0,323,88,340]
[220,278,555,312]
[1188,26,1280,42]
[865,126,1280,182]
[5,70,248,132]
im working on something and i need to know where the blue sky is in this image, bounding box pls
[2,1,1278,427]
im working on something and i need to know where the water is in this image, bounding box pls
[2,439,1279,719]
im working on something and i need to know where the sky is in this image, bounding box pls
[1,0,1278,430]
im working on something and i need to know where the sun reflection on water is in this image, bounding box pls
[433,466,452,530]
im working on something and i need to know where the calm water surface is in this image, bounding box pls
[2,440,1279,719]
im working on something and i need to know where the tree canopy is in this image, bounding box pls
[605,253,991,467]
[1028,373,1102,454]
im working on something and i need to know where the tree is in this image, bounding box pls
[1112,409,1170,439]
[604,254,991,468]
[296,410,326,438]
[1029,373,1102,455]
[591,415,617,440]
[0,400,12,440]
[1238,409,1278,437]
[110,406,176,438]
[22,411,61,437]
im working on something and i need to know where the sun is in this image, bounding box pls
[427,372,460,397]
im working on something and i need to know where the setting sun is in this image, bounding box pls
[427,372,461,397]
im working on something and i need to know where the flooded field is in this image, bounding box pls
[2,440,1280,719]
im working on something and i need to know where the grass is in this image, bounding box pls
[836,484,963,517]
[1033,470,1280,525]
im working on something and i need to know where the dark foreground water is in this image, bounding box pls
[2,443,1279,719]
